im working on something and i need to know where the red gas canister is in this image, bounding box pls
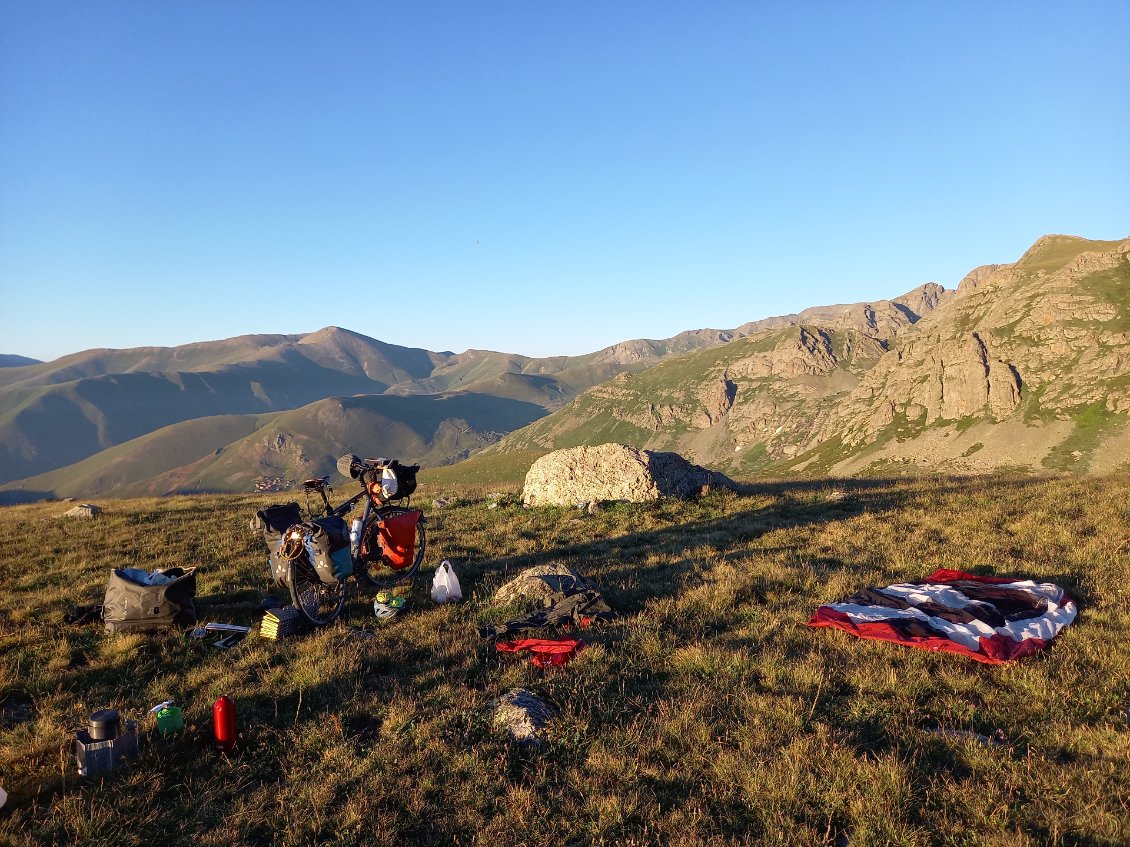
[212,695,236,753]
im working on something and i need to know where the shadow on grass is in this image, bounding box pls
[463,475,1055,612]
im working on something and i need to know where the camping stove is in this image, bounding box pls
[74,709,138,777]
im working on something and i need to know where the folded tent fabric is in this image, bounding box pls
[807,569,1077,664]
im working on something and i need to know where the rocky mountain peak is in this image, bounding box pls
[956,264,1012,295]
[892,282,948,319]
[1016,234,1128,274]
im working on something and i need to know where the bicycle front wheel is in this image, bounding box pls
[354,506,426,590]
[288,553,346,626]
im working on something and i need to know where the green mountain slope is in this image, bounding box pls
[150,392,546,496]
[0,414,266,501]
[2,392,546,499]
[494,324,889,474]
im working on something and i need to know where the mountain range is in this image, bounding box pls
[1,234,1126,500]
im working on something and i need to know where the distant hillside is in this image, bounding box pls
[489,235,1130,478]
[0,354,41,368]
[1,276,953,497]
[13,235,1121,496]
[0,414,267,502]
[0,328,635,485]
[1,392,546,500]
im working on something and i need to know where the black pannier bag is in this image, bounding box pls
[103,567,197,634]
[252,502,303,587]
[389,460,419,500]
[297,516,353,585]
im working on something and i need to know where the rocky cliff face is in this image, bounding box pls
[822,235,1130,451]
[496,235,1130,476]
[579,283,948,369]
[729,282,947,344]
[502,322,890,470]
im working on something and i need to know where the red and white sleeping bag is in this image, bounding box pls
[807,569,1077,664]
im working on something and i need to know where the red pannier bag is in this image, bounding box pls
[376,510,420,569]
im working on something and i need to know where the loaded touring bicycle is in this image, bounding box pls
[251,454,426,625]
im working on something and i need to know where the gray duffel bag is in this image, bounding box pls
[103,567,198,634]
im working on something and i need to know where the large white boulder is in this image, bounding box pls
[64,503,102,519]
[521,443,736,507]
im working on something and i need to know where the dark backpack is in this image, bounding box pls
[252,502,303,587]
[301,515,353,584]
[389,460,419,499]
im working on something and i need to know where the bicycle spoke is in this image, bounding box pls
[288,554,345,626]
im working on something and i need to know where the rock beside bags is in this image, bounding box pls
[64,504,102,519]
[494,563,603,607]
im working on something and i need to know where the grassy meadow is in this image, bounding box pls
[1,471,1128,846]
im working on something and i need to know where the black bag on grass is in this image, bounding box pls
[103,567,197,634]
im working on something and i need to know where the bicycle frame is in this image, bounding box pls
[302,473,385,526]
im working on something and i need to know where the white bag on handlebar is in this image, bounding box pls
[431,560,462,604]
[380,467,399,500]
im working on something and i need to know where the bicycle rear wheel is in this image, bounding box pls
[288,553,346,626]
[354,506,426,590]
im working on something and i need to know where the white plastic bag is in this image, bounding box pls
[380,466,399,500]
[431,560,462,603]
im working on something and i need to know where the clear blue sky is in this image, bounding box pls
[2,1,1127,362]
